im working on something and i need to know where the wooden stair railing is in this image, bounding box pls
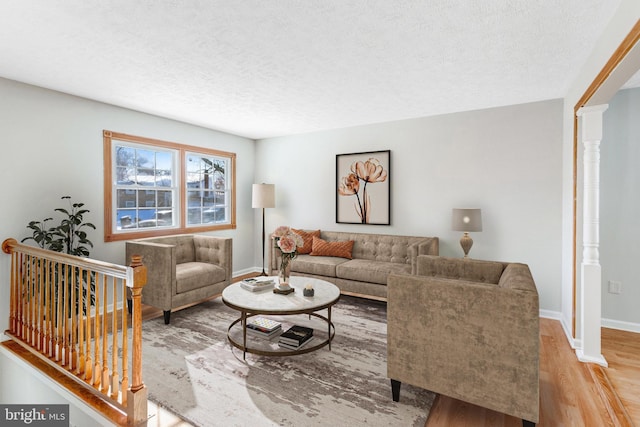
[1,238,148,425]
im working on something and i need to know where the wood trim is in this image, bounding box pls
[102,130,237,243]
[575,20,640,110]
[571,19,640,338]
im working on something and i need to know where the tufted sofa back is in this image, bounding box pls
[320,231,438,265]
[138,235,196,264]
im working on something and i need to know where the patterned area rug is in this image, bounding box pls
[141,295,434,426]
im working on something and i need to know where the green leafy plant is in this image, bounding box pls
[23,196,96,256]
[22,196,97,315]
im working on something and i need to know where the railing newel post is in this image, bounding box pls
[127,254,148,425]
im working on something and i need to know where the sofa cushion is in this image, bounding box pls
[292,229,321,254]
[417,256,505,284]
[337,259,412,285]
[176,262,226,293]
[310,237,354,259]
[290,254,348,277]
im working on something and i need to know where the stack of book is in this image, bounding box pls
[246,317,282,339]
[278,325,314,350]
[240,276,277,292]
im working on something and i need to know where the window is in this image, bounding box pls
[103,130,236,242]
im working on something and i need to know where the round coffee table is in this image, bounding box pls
[222,276,340,359]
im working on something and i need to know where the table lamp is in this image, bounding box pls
[451,208,482,258]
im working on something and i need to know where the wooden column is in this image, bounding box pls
[576,104,608,367]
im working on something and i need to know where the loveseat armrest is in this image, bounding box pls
[125,241,176,309]
[193,235,233,282]
[387,272,539,423]
[409,237,439,274]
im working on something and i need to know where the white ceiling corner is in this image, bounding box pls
[0,1,625,139]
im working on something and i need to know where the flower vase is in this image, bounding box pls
[279,261,291,289]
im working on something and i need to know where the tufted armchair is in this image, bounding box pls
[387,255,539,426]
[125,234,232,324]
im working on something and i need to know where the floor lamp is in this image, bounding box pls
[252,183,275,276]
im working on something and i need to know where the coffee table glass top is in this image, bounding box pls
[222,276,340,313]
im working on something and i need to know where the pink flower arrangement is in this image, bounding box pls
[273,226,303,255]
[273,226,303,284]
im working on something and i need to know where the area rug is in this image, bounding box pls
[140,295,434,426]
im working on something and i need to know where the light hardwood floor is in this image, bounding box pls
[602,327,640,425]
[425,319,639,427]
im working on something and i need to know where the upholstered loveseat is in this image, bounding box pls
[125,234,232,324]
[269,229,439,300]
[387,255,540,426]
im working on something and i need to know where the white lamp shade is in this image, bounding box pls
[452,208,482,232]
[252,183,275,208]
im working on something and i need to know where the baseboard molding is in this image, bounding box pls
[540,310,579,349]
[539,309,561,320]
[601,318,640,333]
[576,348,608,367]
[234,267,262,278]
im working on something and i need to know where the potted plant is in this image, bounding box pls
[22,196,96,314]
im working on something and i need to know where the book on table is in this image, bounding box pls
[278,325,313,347]
[278,336,314,350]
[247,326,281,339]
[240,276,277,292]
[247,316,282,334]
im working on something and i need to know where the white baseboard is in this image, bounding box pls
[539,309,579,349]
[539,309,561,320]
[233,267,262,278]
[575,348,608,367]
[601,318,640,333]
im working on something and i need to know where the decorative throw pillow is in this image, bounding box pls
[291,229,321,254]
[310,236,354,259]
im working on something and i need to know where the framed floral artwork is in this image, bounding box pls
[336,150,390,225]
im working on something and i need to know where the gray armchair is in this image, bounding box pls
[387,255,539,426]
[125,234,232,324]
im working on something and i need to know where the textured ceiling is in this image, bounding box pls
[0,1,626,139]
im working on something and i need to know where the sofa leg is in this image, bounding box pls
[522,420,535,427]
[391,379,401,402]
[163,310,171,325]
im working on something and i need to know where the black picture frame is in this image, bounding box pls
[336,150,390,225]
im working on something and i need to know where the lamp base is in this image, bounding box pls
[459,232,473,258]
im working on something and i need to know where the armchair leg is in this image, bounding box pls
[163,310,171,325]
[523,420,535,427]
[391,379,401,402]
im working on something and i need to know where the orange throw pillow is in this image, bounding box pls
[310,236,354,259]
[292,229,321,254]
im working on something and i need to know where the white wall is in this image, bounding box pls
[256,99,564,313]
[0,349,114,426]
[601,87,640,329]
[0,77,258,339]
[561,0,640,341]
